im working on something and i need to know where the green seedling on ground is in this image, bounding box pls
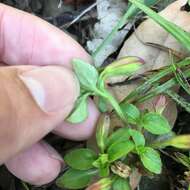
[56,1,190,189]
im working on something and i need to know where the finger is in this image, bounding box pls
[0,64,79,164]
[0,2,99,140]
[54,99,100,141]
[5,100,99,186]
[0,3,90,67]
[5,141,63,186]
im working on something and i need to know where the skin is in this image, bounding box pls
[0,3,99,186]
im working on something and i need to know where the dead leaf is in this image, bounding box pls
[119,0,189,71]
[108,2,190,187]
[87,0,131,66]
[109,0,190,126]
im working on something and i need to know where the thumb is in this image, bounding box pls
[0,65,79,164]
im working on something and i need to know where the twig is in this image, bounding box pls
[61,2,97,29]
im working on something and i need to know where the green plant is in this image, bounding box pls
[92,0,159,59]
[56,57,190,189]
[56,1,190,189]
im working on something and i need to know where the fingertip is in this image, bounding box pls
[54,99,99,141]
[0,3,91,67]
[5,142,63,186]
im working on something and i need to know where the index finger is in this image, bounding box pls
[0,3,90,67]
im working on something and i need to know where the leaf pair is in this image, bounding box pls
[56,169,97,189]
[68,57,143,124]
[141,112,171,135]
[139,147,162,174]
[126,127,161,174]
[122,103,171,135]
[152,135,190,149]
[56,148,98,189]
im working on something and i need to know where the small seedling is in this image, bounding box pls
[56,56,190,189]
[56,1,190,189]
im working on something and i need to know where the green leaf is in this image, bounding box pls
[67,93,90,124]
[93,154,109,168]
[56,169,96,189]
[113,177,131,190]
[93,0,158,59]
[72,59,99,91]
[101,58,142,79]
[175,152,190,169]
[99,165,110,178]
[64,148,97,170]
[140,147,162,174]
[129,129,145,147]
[93,154,110,177]
[160,135,190,149]
[107,141,135,162]
[141,112,171,135]
[121,103,140,124]
[96,114,110,152]
[106,128,130,148]
[128,0,190,51]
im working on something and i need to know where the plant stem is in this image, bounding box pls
[92,4,138,59]
[96,89,127,124]
[92,0,159,59]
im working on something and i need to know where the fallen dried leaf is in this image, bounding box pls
[110,0,190,126]
[87,0,130,66]
[109,2,190,187]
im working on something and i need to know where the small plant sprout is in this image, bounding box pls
[56,55,190,189]
[56,1,190,189]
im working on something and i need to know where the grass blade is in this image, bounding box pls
[92,4,138,58]
[93,0,159,59]
[121,59,190,104]
[166,90,190,113]
[171,61,190,96]
[129,0,190,51]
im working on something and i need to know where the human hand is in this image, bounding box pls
[0,3,99,186]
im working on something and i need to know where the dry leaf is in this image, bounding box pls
[107,3,190,184]
[87,0,131,66]
[110,0,190,127]
[119,0,189,72]
[89,2,190,189]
